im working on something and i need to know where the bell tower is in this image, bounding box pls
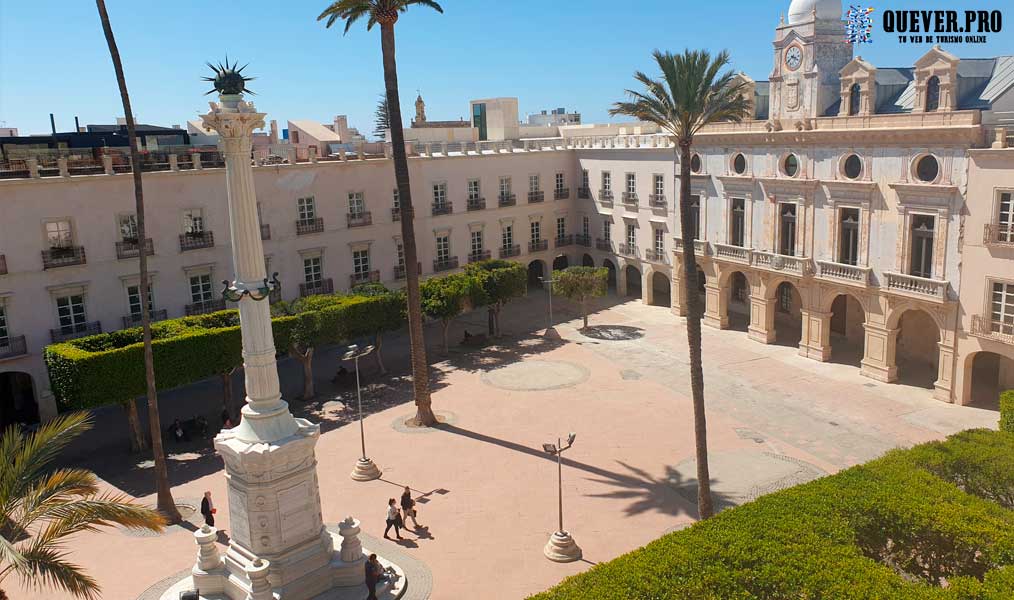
[414,93,426,124]
[769,0,852,124]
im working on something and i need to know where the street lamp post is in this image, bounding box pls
[542,432,581,562]
[539,274,559,336]
[344,343,381,481]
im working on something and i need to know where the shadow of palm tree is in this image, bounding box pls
[580,325,645,341]
[583,460,737,519]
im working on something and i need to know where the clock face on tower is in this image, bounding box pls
[784,45,802,71]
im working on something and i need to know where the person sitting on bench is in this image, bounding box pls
[331,365,350,384]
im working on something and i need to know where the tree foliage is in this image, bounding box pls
[553,266,608,329]
[421,273,475,353]
[464,259,527,337]
[373,93,390,140]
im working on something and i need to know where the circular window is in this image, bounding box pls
[732,153,747,175]
[843,154,863,180]
[690,154,702,174]
[915,155,939,183]
[783,154,799,177]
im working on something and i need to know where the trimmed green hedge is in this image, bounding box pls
[1001,390,1014,433]
[530,429,1014,600]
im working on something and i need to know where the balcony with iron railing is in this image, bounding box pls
[555,235,574,248]
[467,197,486,211]
[0,254,7,275]
[645,248,667,263]
[432,202,453,216]
[599,189,614,203]
[554,188,570,200]
[42,246,86,269]
[529,239,549,252]
[299,278,335,297]
[499,245,521,259]
[393,262,422,280]
[391,206,401,222]
[349,270,381,288]
[983,223,1014,248]
[596,238,613,251]
[970,315,1014,346]
[577,187,591,199]
[575,234,592,247]
[498,193,517,207]
[433,256,459,272]
[179,231,214,252]
[815,260,872,287]
[622,192,638,206]
[0,335,27,360]
[672,237,711,256]
[297,217,325,235]
[883,271,948,303]
[121,309,168,329]
[618,243,638,257]
[347,212,373,228]
[184,298,227,316]
[751,251,814,277]
[260,223,271,240]
[712,243,752,264]
[649,194,667,208]
[528,190,545,203]
[50,321,102,343]
[115,238,154,260]
[468,249,491,263]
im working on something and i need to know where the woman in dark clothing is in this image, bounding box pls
[364,553,380,600]
[400,486,421,528]
[383,498,403,540]
[200,491,216,527]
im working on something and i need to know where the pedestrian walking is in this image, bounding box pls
[364,553,381,600]
[200,491,216,527]
[383,498,403,540]
[401,486,421,528]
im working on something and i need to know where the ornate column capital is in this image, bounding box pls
[200,94,266,154]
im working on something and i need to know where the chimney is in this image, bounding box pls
[50,113,57,134]
[74,116,81,132]
[269,120,279,144]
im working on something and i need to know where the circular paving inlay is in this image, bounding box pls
[480,360,590,391]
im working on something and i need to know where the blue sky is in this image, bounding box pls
[1,0,1011,136]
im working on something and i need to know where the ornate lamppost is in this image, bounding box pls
[542,432,582,562]
[343,343,381,481]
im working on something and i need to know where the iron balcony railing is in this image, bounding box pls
[0,254,7,275]
[970,314,1014,346]
[349,270,381,288]
[121,309,168,329]
[499,245,521,258]
[599,189,614,203]
[649,194,666,208]
[179,231,214,252]
[393,262,422,280]
[0,335,27,360]
[645,249,667,263]
[467,197,486,211]
[529,239,549,252]
[50,321,102,343]
[115,238,154,260]
[596,238,612,251]
[983,223,1014,248]
[432,202,453,216]
[391,206,402,222]
[555,235,574,248]
[299,279,335,297]
[577,187,591,199]
[297,217,325,235]
[498,193,517,207]
[622,192,638,205]
[42,246,86,269]
[618,243,638,257]
[260,223,271,240]
[468,249,491,263]
[184,298,226,316]
[433,256,459,272]
[554,188,570,200]
[575,234,592,247]
[528,190,545,203]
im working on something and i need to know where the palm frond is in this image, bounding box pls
[0,413,92,510]
[11,545,100,600]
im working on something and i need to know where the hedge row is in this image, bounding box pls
[1001,390,1014,433]
[530,429,1014,600]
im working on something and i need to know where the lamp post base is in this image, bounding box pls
[544,530,582,562]
[350,457,382,481]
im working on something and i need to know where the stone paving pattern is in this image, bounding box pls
[17,294,998,600]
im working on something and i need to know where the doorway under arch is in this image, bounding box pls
[527,259,546,288]
[896,309,940,389]
[650,271,671,307]
[625,265,642,299]
[966,351,1014,409]
[603,259,617,291]
[0,371,39,433]
[552,255,569,272]
[582,253,594,267]
[772,281,802,347]
[728,271,750,332]
[829,294,866,366]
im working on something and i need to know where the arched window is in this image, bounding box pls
[848,83,861,116]
[925,76,940,112]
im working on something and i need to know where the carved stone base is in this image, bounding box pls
[350,457,382,481]
[544,530,582,563]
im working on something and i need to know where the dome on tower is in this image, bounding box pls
[787,0,842,24]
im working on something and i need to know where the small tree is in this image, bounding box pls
[554,266,608,329]
[466,260,527,337]
[421,273,472,354]
[350,284,406,374]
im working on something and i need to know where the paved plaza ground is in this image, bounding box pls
[24,292,999,600]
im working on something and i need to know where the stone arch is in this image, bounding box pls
[527,259,547,288]
[828,293,866,366]
[581,253,594,267]
[727,271,751,332]
[772,280,803,347]
[894,307,942,389]
[603,258,617,290]
[886,301,946,333]
[0,371,39,433]
[649,270,671,307]
[962,351,1014,409]
[552,254,569,272]
[625,264,642,299]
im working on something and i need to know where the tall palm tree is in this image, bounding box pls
[0,413,165,599]
[95,0,181,522]
[611,49,750,519]
[319,0,443,426]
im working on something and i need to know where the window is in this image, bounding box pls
[352,249,370,276]
[626,223,636,248]
[730,198,745,246]
[468,179,481,201]
[118,214,138,241]
[303,256,322,284]
[654,228,664,255]
[653,174,664,198]
[502,224,513,249]
[46,220,73,248]
[690,154,702,174]
[688,194,701,240]
[436,235,450,261]
[56,294,87,335]
[991,282,1014,335]
[347,192,364,216]
[433,182,447,207]
[529,174,540,193]
[556,217,566,240]
[843,154,863,180]
[298,196,317,222]
[182,209,205,235]
[0,303,8,344]
[997,192,1013,243]
[925,76,940,112]
[530,221,541,243]
[915,155,939,183]
[392,188,400,209]
[626,173,636,194]
[909,215,935,278]
[472,102,488,141]
[582,216,590,237]
[189,274,213,303]
[732,153,747,175]
[396,242,405,267]
[127,284,154,318]
[778,285,793,313]
[581,169,589,190]
[601,171,611,191]
[838,208,860,266]
[779,203,797,256]
[499,176,512,197]
[783,154,799,177]
[848,83,861,116]
[471,230,483,254]
[555,172,565,192]
[603,220,612,242]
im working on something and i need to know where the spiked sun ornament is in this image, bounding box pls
[202,57,255,96]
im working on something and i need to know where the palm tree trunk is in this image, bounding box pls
[123,400,146,453]
[220,367,240,422]
[380,22,435,426]
[676,142,713,519]
[293,345,315,400]
[582,299,589,329]
[374,333,387,375]
[96,0,180,523]
[441,320,450,354]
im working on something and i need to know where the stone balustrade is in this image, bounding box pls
[751,251,813,276]
[883,271,948,302]
[712,243,752,264]
[672,237,710,256]
[815,260,872,286]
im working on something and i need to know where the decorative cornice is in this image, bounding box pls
[889,182,959,199]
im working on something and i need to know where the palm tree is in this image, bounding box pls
[95,0,181,523]
[0,413,165,599]
[610,49,750,519]
[374,93,391,140]
[319,0,443,426]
